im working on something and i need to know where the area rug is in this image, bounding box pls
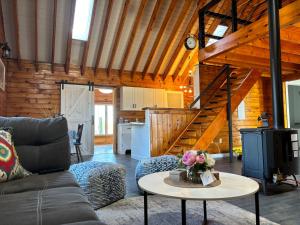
[96,195,279,225]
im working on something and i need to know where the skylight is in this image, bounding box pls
[206,24,228,46]
[72,0,94,41]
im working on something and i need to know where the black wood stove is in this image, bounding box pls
[240,128,300,193]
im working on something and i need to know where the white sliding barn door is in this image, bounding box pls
[61,84,94,155]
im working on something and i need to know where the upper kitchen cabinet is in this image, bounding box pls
[120,87,183,110]
[165,91,184,108]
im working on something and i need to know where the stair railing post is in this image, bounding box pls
[226,65,233,162]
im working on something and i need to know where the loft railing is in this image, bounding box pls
[189,64,230,109]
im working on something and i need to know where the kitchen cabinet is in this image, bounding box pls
[165,91,184,108]
[143,88,154,108]
[154,89,165,108]
[117,124,132,154]
[120,87,170,110]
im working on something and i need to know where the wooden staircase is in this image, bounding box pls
[165,67,261,155]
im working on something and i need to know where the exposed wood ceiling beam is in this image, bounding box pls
[199,0,300,62]
[235,45,300,64]
[51,0,57,73]
[249,38,300,56]
[34,0,38,72]
[12,0,20,68]
[280,28,300,44]
[80,0,97,75]
[207,57,270,71]
[152,0,192,80]
[0,0,5,43]
[107,0,130,76]
[142,0,177,79]
[65,0,76,74]
[94,0,114,74]
[119,0,147,77]
[131,0,162,78]
[212,52,300,71]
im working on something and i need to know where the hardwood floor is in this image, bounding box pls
[74,147,299,225]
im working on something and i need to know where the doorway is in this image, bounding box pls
[94,88,114,154]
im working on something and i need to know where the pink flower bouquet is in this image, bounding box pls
[178,150,215,173]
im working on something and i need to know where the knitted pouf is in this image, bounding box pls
[70,161,126,209]
[135,155,178,192]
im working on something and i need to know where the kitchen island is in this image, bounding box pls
[128,108,197,160]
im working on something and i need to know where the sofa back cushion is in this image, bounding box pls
[0,116,70,173]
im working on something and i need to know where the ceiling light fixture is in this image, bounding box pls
[99,88,113,94]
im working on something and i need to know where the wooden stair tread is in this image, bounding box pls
[175,143,194,148]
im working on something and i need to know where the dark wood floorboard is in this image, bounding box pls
[72,147,300,225]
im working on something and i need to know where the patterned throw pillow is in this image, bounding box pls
[0,129,30,183]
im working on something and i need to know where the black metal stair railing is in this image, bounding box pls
[189,64,230,109]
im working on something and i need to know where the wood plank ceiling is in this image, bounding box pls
[0,0,295,81]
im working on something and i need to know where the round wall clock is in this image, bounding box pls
[184,35,197,50]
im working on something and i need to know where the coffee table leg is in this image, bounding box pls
[255,192,260,225]
[202,200,207,225]
[144,191,148,225]
[181,199,186,225]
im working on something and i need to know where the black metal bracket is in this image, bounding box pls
[205,11,251,26]
[205,34,223,40]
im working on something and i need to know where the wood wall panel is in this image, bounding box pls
[0,90,6,116]
[94,89,113,104]
[149,109,198,156]
[4,61,188,118]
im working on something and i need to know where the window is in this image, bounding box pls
[237,100,246,120]
[72,0,94,41]
[206,24,228,46]
[94,104,113,135]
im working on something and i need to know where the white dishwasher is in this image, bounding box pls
[117,124,132,154]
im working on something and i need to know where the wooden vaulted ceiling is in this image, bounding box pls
[0,0,296,81]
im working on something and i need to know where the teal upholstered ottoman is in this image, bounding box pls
[70,161,126,209]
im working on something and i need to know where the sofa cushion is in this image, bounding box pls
[0,186,100,225]
[0,117,71,173]
[0,129,30,183]
[0,171,78,195]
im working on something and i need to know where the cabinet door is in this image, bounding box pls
[166,91,184,108]
[133,88,144,110]
[121,87,134,110]
[143,88,155,108]
[154,89,165,108]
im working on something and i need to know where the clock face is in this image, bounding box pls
[185,36,196,50]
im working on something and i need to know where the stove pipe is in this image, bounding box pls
[268,0,284,129]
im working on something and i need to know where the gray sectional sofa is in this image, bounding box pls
[0,116,105,225]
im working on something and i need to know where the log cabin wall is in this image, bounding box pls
[0,89,6,116]
[4,61,189,118]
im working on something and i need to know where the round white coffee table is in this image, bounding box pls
[138,171,260,225]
